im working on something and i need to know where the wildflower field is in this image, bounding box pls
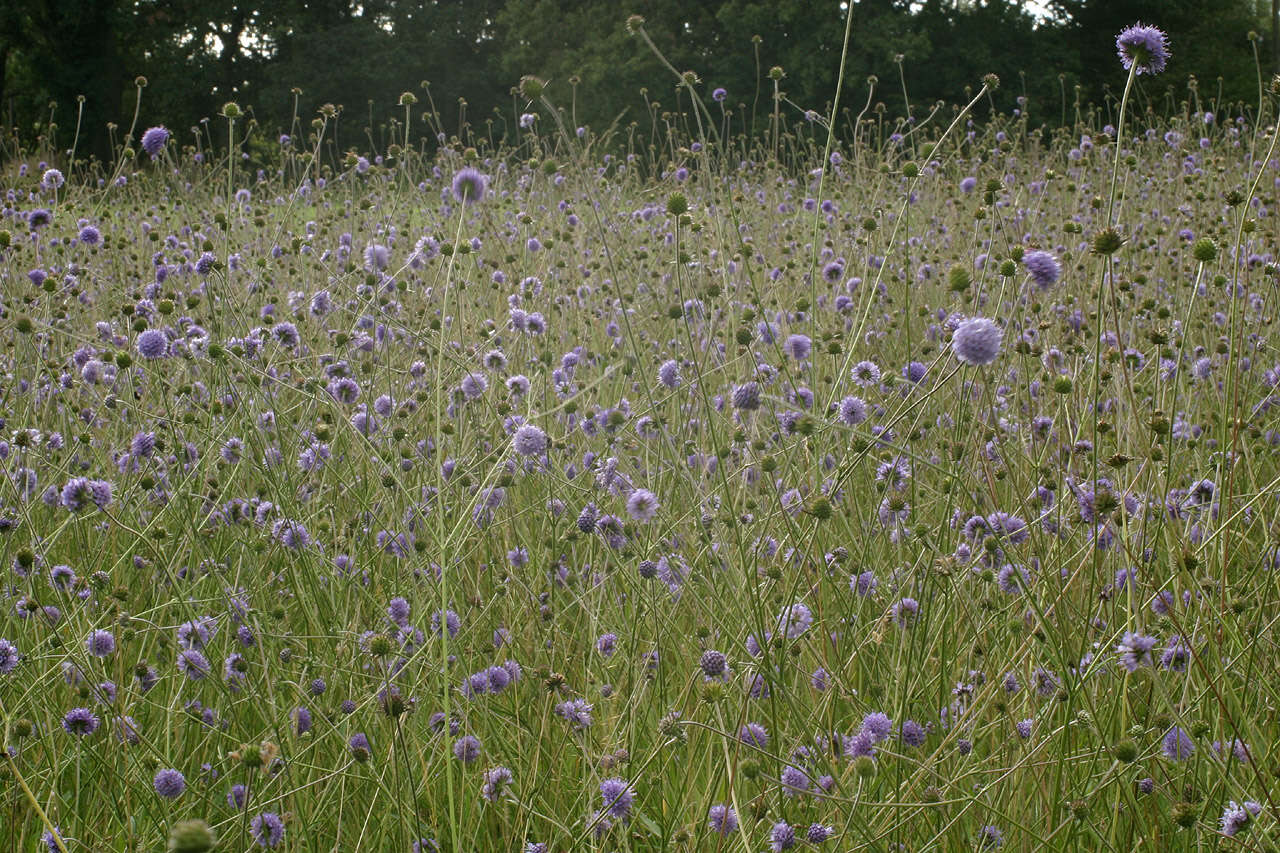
[2,20,1279,853]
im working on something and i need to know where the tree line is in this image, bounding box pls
[0,0,1269,163]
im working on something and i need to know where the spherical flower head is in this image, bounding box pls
[154,767,186,798]
[712,87,728,102]
[731,381,761,411]
[1023,250,1061,288]
[625,488,660,522]
[250,812,285,848]
[657,359,681,388]
[451,167,488,204]
[453,734,482,764]
[838,395,867,426]
[177,648,212,680]
[806,824,834,844]
[1162,726,1194,760]
[861,711,893,742]
[481,765,513,802]
[1116,631,1158,671]
[87,629,116,657]
[141,126,170,157]
[512,423,547,457]
[600,777,634,818]
[708,804,738,835]
[784,333,811,360]
[901,719,927,747]
[770,821,797,851]
[699,649,727,678]
[740,722,768,747]
[0,638,18,674]
[952,317,1003,366]
[41,169,64,190]
[62,707,100,736]
[137,329,169,359]
[1116,23,1169,75]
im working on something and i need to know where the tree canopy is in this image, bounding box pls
[0,0,1269,160]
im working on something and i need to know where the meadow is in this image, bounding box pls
[1,22,1278,852]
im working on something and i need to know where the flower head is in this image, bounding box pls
[141,126,170,157]
[952,317,1003,366]
[1116,23,1170,75]
[451,168,488,204]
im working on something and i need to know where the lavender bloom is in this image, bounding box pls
[250,812,285,848]
[512,423,547,457]
[708,804,738,835]
[481,766,513,802]
[952,317,1003,366]
[770,821,797,851]
[1116,22,1170,75]
[0,639,18,674]
[452,168,488,204]
[62,707,100,736]
[740,722,769,747]
[1220,800,1262,836]
[1162,726,1194,761]
[453,734,481,764]
[555,698,593,730]
[600,777,634,818]
[141,126,170,157]
[625,489,660,522]
[154,768,186,798]
[1116,631,1158,671]
[784,334,812,360]
[86,629,116,658]
[1023,250,1061,288]
[136,329,169,359]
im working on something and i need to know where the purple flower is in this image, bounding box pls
[453,734,482,764]
[625,488,660,522]
[451,168,488,204]
[1116,631,1158,671]
[348,732,371,761]
[1220,800,1262,836]
[555,698,593,730]
[1162,726,1194,761]
[0,639,18,674]
[784,334,811,360]
[86,629,116,657]
[740,722,768,747]
[1015,718,1033,739]
[1023,250,1061,288]
[141,126,170,157]
[952,317,1003,366]
[177,648,211,680]
[699,649,727,678]
[731,382,761,410]
[1116,22,1170,75]
[657,359,680,388]
[250,812,285,848]
[512,423,547,457]
[600,777,634,818]
[137,329,169,359]
[481,766,513,802]
[979,825,1004,848]
[770,821,796,851]
[838,396,868,426]
[712,87,728,102]
[900,719,927,747]
[62,707,100,736]
[708,803,738,835]
[154,768,186,798]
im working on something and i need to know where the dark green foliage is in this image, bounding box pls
[0,0,1269,161]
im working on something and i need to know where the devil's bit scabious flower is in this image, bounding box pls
[141,126,170,157]
[512,423,547,457]
[1116,23,1170,75]
[708,804,738,835]
[1023,250,1061,288]
[952,317,1003,366]
[154,768,186,798]
[452,168,488,204]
